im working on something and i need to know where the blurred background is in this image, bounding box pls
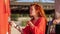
[10,0,55,34]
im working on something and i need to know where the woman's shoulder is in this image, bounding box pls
[39,17,47,22]
[39,17,45,20]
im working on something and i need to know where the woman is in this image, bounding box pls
[10,3,47,34]
[22,3,47,34]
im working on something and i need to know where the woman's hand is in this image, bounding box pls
[19,27,24,34]
[27,21,34,28]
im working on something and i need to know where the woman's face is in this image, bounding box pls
[30,6,37,17]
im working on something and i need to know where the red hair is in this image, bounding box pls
[30,3,47,21]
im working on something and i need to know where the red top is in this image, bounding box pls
[23,17,46,34]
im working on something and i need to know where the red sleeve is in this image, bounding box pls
[23,26,30,34]
[31,17,46,34]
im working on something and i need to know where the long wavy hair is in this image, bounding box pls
[30,3,47,21]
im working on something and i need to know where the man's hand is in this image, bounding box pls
[9,21,16,27]
[53,20,57,24]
